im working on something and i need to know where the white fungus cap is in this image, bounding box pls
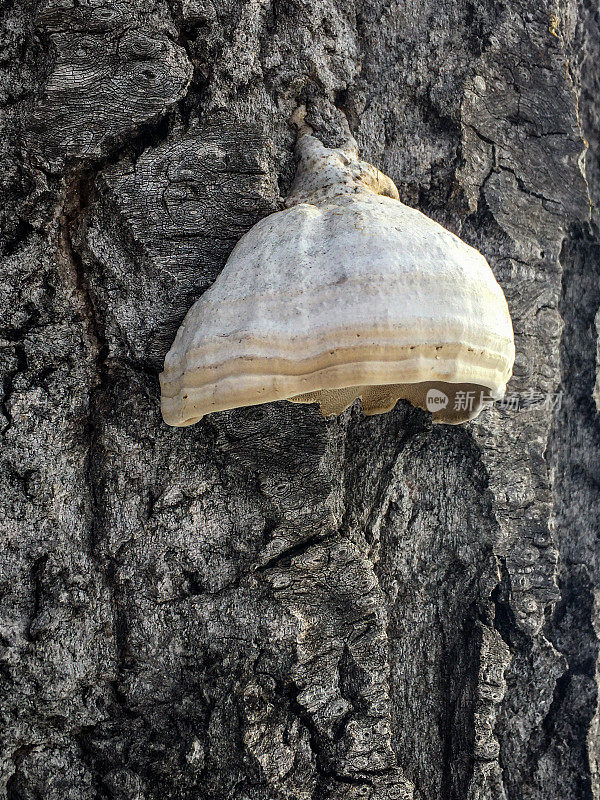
[160,131,515,426]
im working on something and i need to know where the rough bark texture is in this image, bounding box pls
[0,1,598,799]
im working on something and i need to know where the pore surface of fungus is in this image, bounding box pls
[160,127,515,426]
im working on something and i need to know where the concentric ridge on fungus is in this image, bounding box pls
[160,126,515,426]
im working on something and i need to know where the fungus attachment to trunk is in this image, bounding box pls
[160,122,515,426]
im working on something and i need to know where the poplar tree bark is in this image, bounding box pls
[1,1,599,798]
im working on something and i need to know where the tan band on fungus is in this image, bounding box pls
[160,342,510,426]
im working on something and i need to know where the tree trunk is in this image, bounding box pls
[1,0,599,798]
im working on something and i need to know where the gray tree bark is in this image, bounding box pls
[1,0,599,798]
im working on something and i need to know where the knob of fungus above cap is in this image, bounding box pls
[159,128,515,427]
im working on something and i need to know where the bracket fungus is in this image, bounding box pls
[160,122,515,427]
